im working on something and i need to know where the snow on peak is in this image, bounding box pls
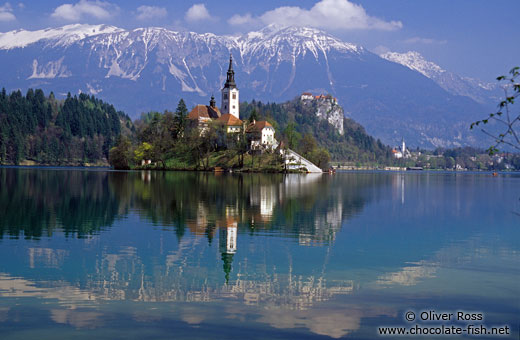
[235,25,362,60]
[0,24,123,50]
[380,51,445,78]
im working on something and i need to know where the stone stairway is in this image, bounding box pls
[285,149,323,173]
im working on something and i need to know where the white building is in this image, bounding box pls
[300,92,314,101]
[246,120,276,150]
[393,138,409,159]
[221,55,240,119]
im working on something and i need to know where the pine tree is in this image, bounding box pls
[174,99,188,138]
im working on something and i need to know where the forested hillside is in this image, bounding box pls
[0,89,131,165]
[240,99,393,163]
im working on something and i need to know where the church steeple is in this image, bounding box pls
[221,54,240,118]
[224,54,236,89]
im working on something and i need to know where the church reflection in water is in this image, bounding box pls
[0,168,396,338]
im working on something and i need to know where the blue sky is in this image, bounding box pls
[0,0,518,81]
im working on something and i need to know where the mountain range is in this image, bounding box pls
[0,24,499,148]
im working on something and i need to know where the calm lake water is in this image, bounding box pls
[0,168,518,339]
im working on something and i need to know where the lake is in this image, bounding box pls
[0,168,518,339]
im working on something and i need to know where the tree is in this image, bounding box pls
[174,99,188,138]
[248,108,259,123]
[109,136,132,170]
[283,122,301,150]
[134,142,154,165]
[153,111,176,168]
[312,148,331,170]
[471,67,520,154]
[299,133,317,156]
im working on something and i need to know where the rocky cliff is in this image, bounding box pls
[300,95,344,135]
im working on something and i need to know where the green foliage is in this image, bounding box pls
[134,142,154,164]
[174,99,188,138]
[248,108,259,123]
[471,67,520,154]
[283,122,302,149]
[0,88,130,165]
[240,98,393,164]
[109,136,133,170]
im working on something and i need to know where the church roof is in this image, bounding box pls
[216,113,243,126]
[188,105,221,120]
[246,120,273,132]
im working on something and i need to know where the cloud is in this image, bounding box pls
[136,5,167,21]
[51,0,118,21]
[403,37,447,45]
[228,13,254,26]
[185,3,210,22]
[0,2,16,22]
[228,0,402,31]
[372,45,391,55]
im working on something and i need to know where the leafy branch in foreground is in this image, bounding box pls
[471,67,520,154]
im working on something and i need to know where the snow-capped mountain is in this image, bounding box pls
[0,24,123,49]
[380,51,498,104]
[0,24,492,148]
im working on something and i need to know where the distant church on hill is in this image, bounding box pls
[187,55,276,150]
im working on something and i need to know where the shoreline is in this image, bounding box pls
[1,164,517,175]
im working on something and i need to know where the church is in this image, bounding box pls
[187,55,276,150]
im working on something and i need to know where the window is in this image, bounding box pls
[233,105,235,109]
[232,93,236,99]
[224,94,228,99]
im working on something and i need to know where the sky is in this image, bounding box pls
[0,0,518,81]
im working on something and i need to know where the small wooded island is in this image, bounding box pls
[111,56,327,173]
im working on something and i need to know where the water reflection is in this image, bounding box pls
[0,168,519,339]
[0,169,376,243]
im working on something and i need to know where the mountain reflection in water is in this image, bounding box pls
[0,168,518,339]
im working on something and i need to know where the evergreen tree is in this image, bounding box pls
[174,98,188,138]
[248,108,259,123]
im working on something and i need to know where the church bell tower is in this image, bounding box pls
[221,55,239,119]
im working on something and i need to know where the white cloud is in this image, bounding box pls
[51,0,118,21]
[403,37,447,45]
[136,5,167,21]
[228,0,402,31]
[185,3,210,22]
[372,45,391,55]
[228,13,255,26]
[0,2,16,22]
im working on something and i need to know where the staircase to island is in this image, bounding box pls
[285,149,323,173]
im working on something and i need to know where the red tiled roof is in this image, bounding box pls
[188,105,221,120]
[246,120,273,132]
[302,92,312,96]
[216,113,243,126]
